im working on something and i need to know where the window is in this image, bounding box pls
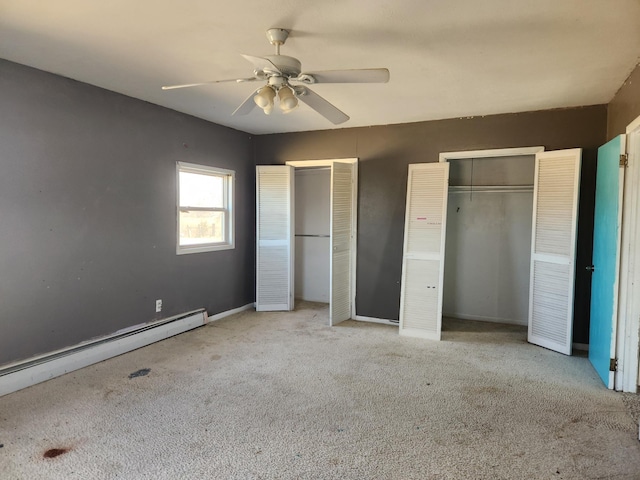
[176,162,234,254]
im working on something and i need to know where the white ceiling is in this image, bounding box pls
[1,0,639,135]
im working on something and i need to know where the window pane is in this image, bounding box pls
[179,172,224,208]
[179,210,225,246]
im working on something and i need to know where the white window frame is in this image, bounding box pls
[176,161,235,255]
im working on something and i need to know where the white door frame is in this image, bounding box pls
[439,146,545,163]
[285,158,358,319]
[617,116,640,392]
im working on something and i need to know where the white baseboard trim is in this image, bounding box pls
[353,315,399,326]
[572,343,589,352]
[207,303,254,323]
[0,309,208,398]
[443,312,528,327]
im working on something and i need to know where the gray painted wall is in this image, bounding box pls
[0,60,255,366]
[254,106,607,344]
[608,62,640,138]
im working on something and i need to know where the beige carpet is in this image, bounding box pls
[1,302,639,479]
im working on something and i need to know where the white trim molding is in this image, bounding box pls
[285,158,358,168]
[626,114,640,135]
[616,117,640,392]
[439,146,544,162]
[208,303,255,323]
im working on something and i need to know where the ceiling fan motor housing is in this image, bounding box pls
[264,55,301,77]
[267,76,286,88]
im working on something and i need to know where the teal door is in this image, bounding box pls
[589,135,625,388]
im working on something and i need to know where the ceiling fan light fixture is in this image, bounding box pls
[278,86,298,112]
[282,104,298,114]
[253,85,275,110]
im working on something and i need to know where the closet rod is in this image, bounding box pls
[295,234,330,238]
[449,185,533,194]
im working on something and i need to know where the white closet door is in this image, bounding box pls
[528,149,582,354]
[399,163,450,339]
[330,162,353,325]
[256,165,294,311]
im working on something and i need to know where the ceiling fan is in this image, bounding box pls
[162,28,390,125]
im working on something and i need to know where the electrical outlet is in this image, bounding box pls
[155,299,162,313]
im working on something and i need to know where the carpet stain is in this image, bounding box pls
[384,352,411,359]
[128,368,151,379]
[464,385,504,395]
[210,355,222,361]
[560,410,634,433]
[43,447,70,459]
[103,388,116,400]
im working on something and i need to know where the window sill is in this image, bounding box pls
[176,243,234,255]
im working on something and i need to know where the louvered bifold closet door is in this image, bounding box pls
[330,162,354,325]
[256,166,294,311]
[528,149,582,354]
[399,163,450,340]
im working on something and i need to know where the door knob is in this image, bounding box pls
[586,265,595,272]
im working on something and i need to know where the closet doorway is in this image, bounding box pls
[443,154,535,327]
[293,167,331,304]
[255,159,358,326]
[399,146,583,356]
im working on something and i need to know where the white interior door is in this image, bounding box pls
[399,163,450,339]
[256,165,294,311]
[528,149,582,354]
[330,162,354,325]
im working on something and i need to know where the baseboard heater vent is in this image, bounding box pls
[0,309,207,397]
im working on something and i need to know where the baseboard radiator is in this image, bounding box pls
[0,309,207,397]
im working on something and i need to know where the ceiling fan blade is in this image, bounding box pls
[241,54,282,74]
[295,68,389,84]
[295,86,349,125]
[162,77,259,90]
[231,90,258,116]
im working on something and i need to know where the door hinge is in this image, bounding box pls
[610,358,618,372]
[620,154,628,167]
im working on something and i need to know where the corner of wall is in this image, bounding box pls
[607,62,640,139]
